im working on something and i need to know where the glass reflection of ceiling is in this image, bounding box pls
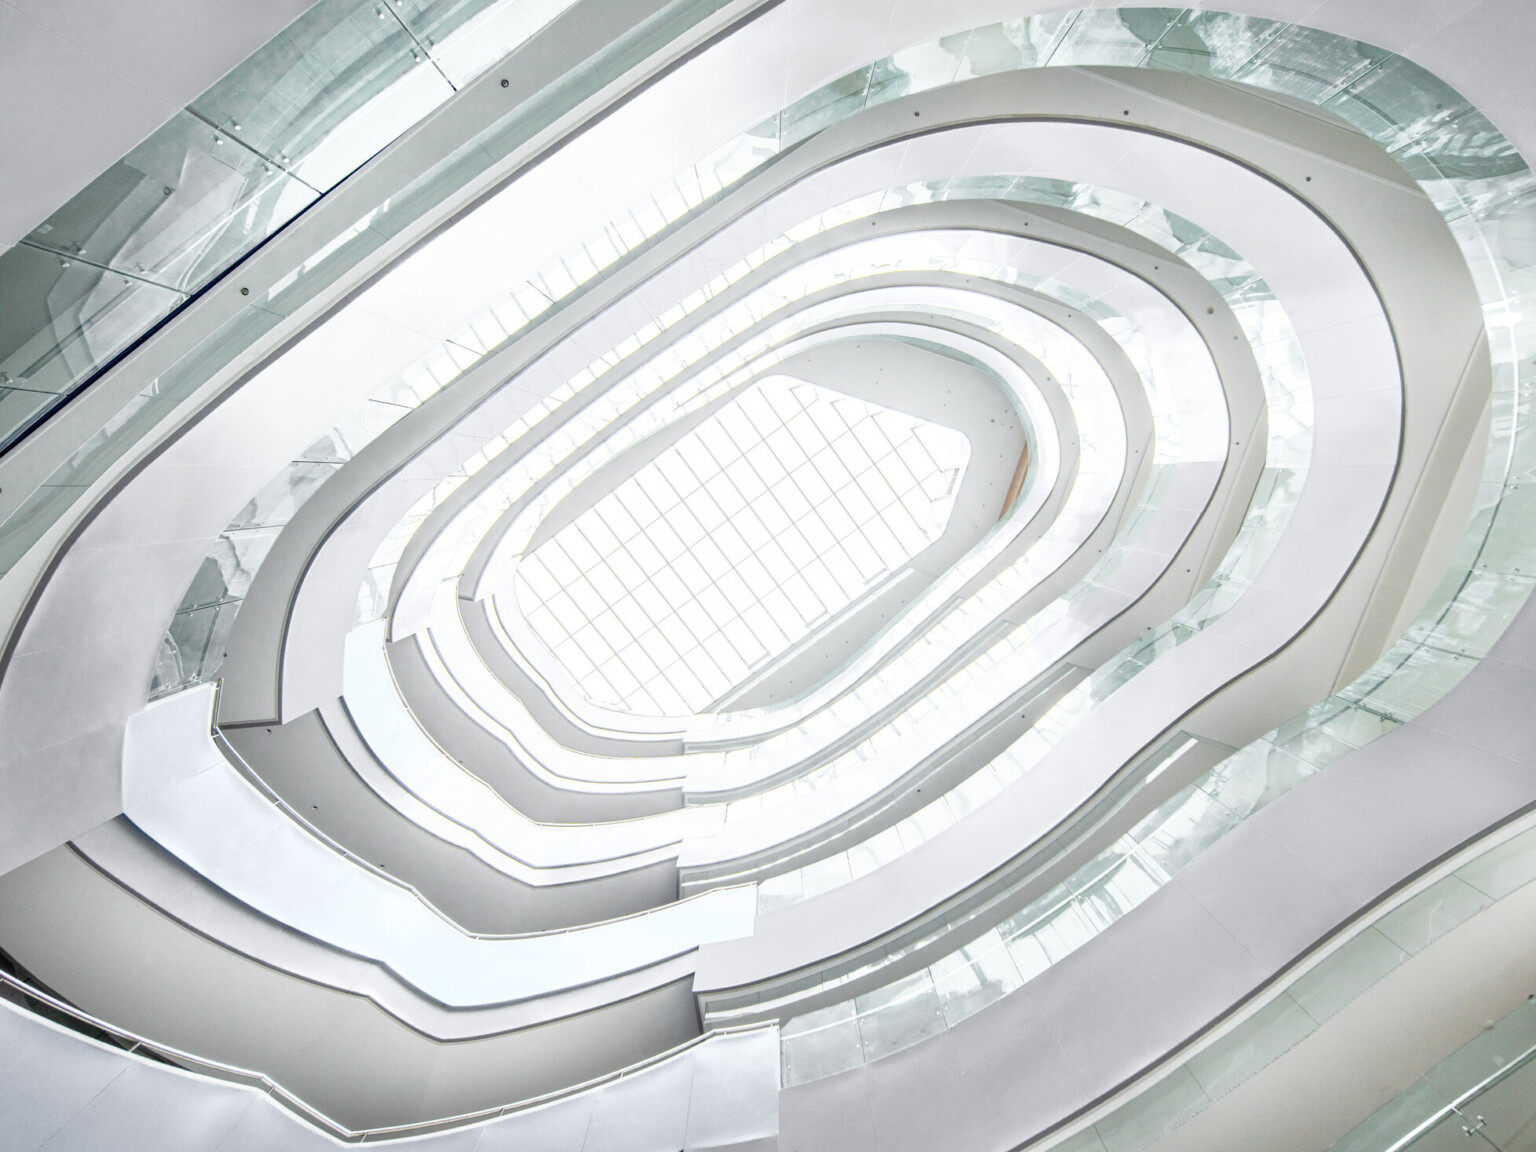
[513,376,971,715]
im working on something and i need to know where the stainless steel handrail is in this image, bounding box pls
[0,966,776,1143]
[1380,1023,1536,1152]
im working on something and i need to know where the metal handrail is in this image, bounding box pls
[0,966,775,1143]
[1379,1021,1536,1152]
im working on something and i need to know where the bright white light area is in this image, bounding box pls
[514,376,970,715]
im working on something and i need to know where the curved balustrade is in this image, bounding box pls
[342,623,687,863]
[121,684,754,1007]
[4,5,1536,1149]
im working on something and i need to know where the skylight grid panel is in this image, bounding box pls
[718,570,757,614]
[657,612,701,656]
[676,599,714,643]
[673,552,712,595]
[744,440,789,487]
[784,409,821,451]
[661,662,707,710]
[863,515,909,569]
[797,510,838,555]
[781,573,827,625]
[717,398,767,448]
[829,430,870,478]
[875,450,920,496]
[565,577,608,622]
[707,475,749,518]
[526,605,559,644]
[675,438,722,485]
[530,544,577,588]
[585,560,627,606]
[655,452,701,500]
[843,533,886,583]
[851,415,898,463]
[611,596,654,641]
[722,616,769,666]
[740,601,788,650]
[725,457,768,503]
[635,468,680,514]
[919,469,955,501]
[616,485,662,531]
[631,582,671,625]
[682,647,729,700]
[817,497,857,539]
[714,522,751,567]
[540,589,584,634]
[694,539,732,583]
[808,446,853,493]
[647,519,687,563]
[880,499,928,550]
[571,622,617,668]
[774,479,814,522]
[518,559,563,604]
[702,631,750,682]
[774,522,818,570]
[667,504,707,548]
[560,528,601,571]
[606,546,646,588]
[805,394,852,444]
[696,423,743,476]
[645,677,691,716]
[822,547,867,595]
[616,640,662,686]
[733,507,774,553]
[696,584,736,628]
[653,568,692,611]
[751,495,792,537]
[896,434,941,478]
[761,587,804,633]
[913,423,968,471]
[623,533,666,577]
[599,657,643,701]
[757,541,797,584]
[765,425,809,471]
[836,481,878,525]
[691,495,727,533]
[792,463,841,513]
[860,471,904,518]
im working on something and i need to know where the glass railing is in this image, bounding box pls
[749,185,1308,903]
[0,0,592,457]
[670,8,1536,1085]
[147,11,779,699]
[1047,819,1536,1152]
[0,0,755,591]
[0,964,777,1141]
[1331,999,1536,1152]
[766,278,1511,1085]
[678,189,1297,791]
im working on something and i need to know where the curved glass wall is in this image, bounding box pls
[0,0,589,454]
[0,0,753,587]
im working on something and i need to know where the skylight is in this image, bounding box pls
[513,376,970,715]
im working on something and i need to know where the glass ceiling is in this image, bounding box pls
[512,375,970,715]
